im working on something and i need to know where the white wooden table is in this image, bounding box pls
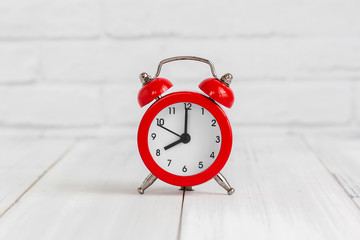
[1,132,360,240]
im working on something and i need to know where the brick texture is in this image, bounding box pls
[0,0,359,134]
[0,43,38,83]
[0,86,102,127]
[102,84,143,126]
[41,39,360,82]
[356,84,360,125]
[104,0,360,38]
[0,0,100,39]
[231,82,352,125]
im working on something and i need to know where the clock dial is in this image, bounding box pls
[148,102,221,176]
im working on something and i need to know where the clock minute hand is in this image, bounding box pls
[164,138,183,151]
[184,106,188,134]
[157,124,181,137]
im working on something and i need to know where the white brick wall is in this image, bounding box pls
[355,85,360,124]
[0,0,359,135]
[0,0,100,38]
[0,43,38,83]
[231,82,352,125]
[40,39,360,82]
[104,0,360,37]
[0,86,102,127]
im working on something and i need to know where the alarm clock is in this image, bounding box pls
[137,56,235,195]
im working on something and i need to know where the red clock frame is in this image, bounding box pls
[137,91,233,187]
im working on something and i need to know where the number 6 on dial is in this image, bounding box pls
[136,56,235,195]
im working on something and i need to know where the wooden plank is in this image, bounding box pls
[304,135,360,208]
[0,138,73,217]
[179,135,360,240]
[0,138,183,240]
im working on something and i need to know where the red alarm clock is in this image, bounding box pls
[137,56,235,195]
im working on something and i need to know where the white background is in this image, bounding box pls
[1,2,360,239]
[0,0,360,136]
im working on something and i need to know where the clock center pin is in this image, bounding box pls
[180,133,191,144]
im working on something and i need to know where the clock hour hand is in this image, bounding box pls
[164,138,183,150]
[157,124,181,137]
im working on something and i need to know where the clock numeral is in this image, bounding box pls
[198,161,204,169]
[168,107,175,114]
[184,103,192,110]
[156,149,161,156]
[167,159,172,166]
[211,119,217,127]
[215,136,220,143]
[156,118,164,126]
[182,165,187,172]
[151,133,156,140]
[210,152,215,158]
[201,108,204,115]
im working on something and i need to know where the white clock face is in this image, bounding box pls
[148,102,221,176]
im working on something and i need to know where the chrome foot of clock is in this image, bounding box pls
[214,172,235,195]
[137,173,157,194]
[180,186,194,191]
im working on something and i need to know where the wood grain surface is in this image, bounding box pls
[0,138,73,217]
[0,134,360,240]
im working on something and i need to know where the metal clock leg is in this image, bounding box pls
[137,173,157,194]
[214,172,235,195]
